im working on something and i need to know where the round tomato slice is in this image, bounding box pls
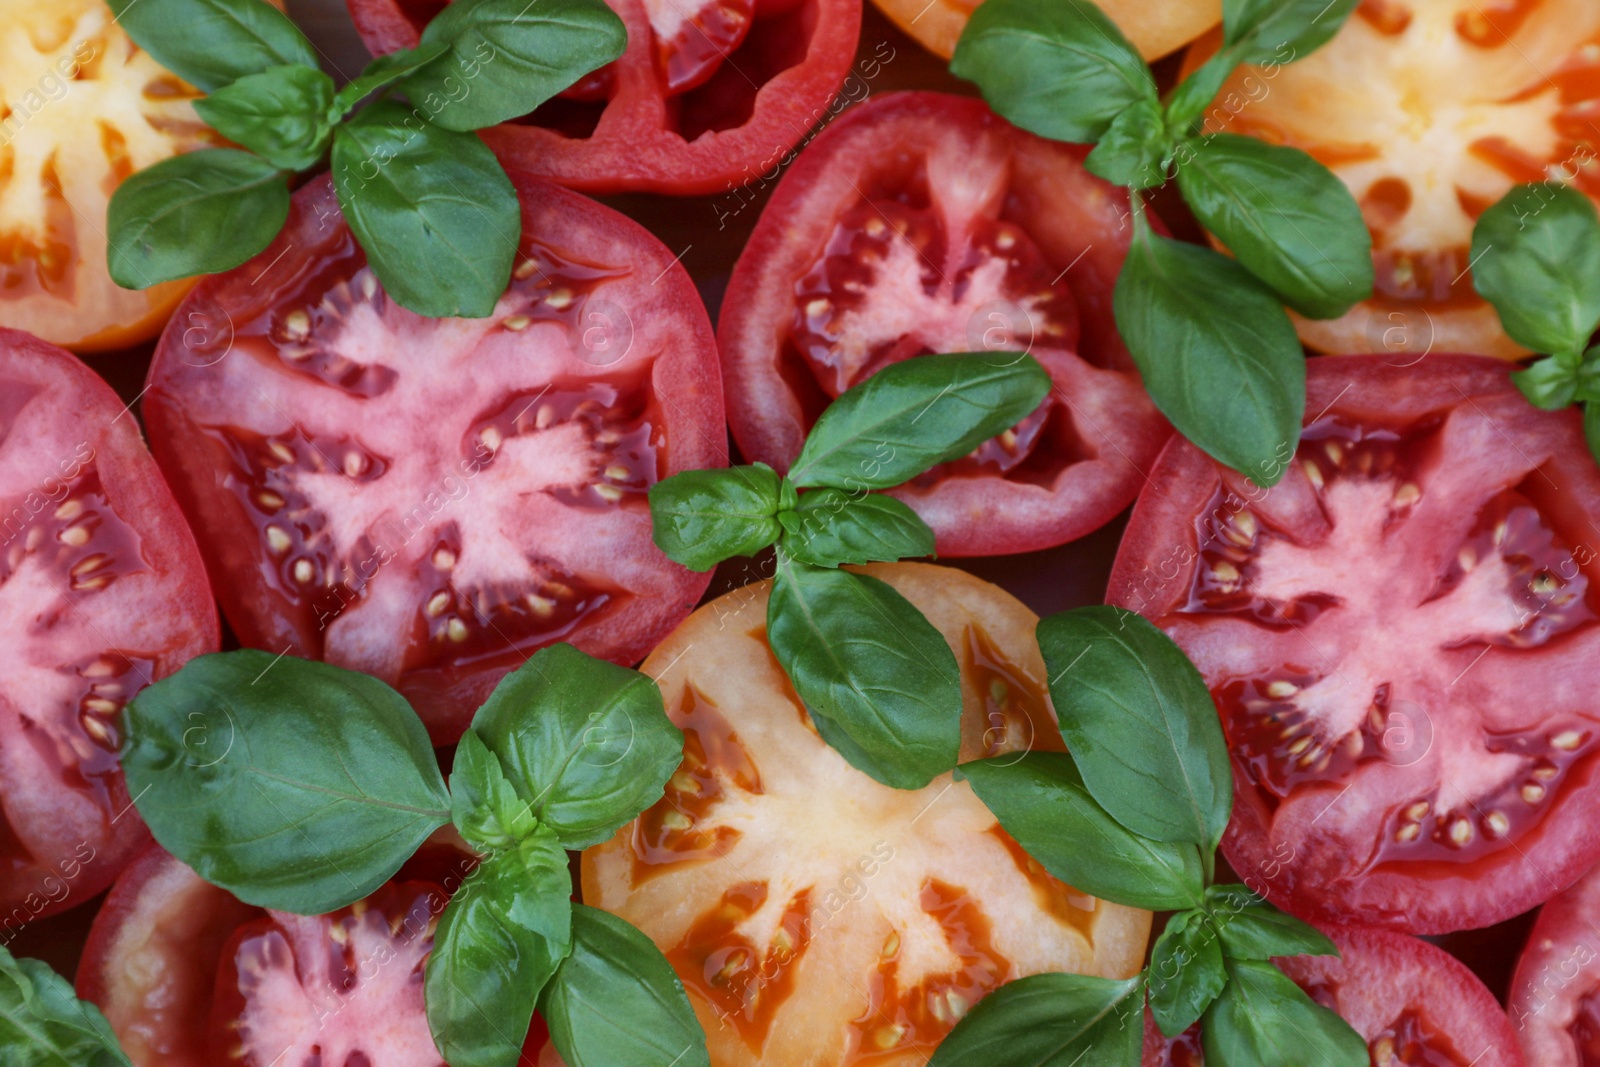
[1109,354,1600,935]
[1181,0,1600,360]
[0,329,215,935]
[143,170,725,744]
[345,0,860,195]
[720,92,1170,557]
[1144,924,1525,1067]
[575,562,1152,1066]
[872,0,1219,63]
[1510,862,1600,1065]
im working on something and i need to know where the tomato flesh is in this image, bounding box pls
[1510,860,1600,1065]
[868,0,1219,63]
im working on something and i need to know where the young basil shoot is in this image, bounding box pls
[950,0,1370,487]
[1471,182,1600,460]
[931,606,1364,1067]
[649,351,1052,790]
[1,943,132,1067]
[119,644,707,1067]
[105,0,625,319]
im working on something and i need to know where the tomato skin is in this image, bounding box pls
[345,0,861,196]
[1510,863,1600,1066]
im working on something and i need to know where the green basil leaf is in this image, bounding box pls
[957,754,1205,910]
[334,42,452,117]
[768,557,961,789]
[194,65,337,171]
[1149,909,1227,1037]
[107,148,289,289]
[107,0,320,92]
[541,904,710,1067]
[1472,182,1600,356]
[1205,885,1338,961]
[405,0,627,132]
[1115,222,1305,485]
[649,464,783,572]
[470,643,681,850]
[121,650,450,915]
[1512,354,1581,410]
[1203,959,1367,1067]
[928,972,1144,1067]
[1164,51,1241,137]
[1578,346,1600,403]
[0,946,131,1067]
[1036,605,1232,848]
[1176,134,1372,319]
[949,0,1156,144]
[331,102,519,318]
[779,489,935,568]
[788,353,1051,490]
[1085,98,1170,190]
[1221,0,1361,65]
[426,833,572,1067]
[451,729,539,852]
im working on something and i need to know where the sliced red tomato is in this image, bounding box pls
[719,91,1170,557]
[1181,0,1600,360]
[1109,355,1600,935]
[344,0,861,195]
[0,329,215,935]
[574,562,1152,1066]
[1144,924,1525,1067]
[143,170,725,744]
[1510,862,1600,1065]
[871,0,1220,63]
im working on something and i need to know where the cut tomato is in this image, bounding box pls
[1181,0,1600,360]
[1144,924,1525,1067]
[1109,355,1600,935]
[1510,862,1600,1065]
[575,562,1152,1066]
[143,170,725,744]
[0,329,215,936]
[873,0,1219,63]
[720,92,1170,557]
[344,0,861,195]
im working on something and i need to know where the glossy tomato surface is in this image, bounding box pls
[1144,924,1525,1066]
[576,562,1152,1066]
[143,170,724,744]
[1110,355,1600,935]
[1182,0,1600,360]
[345,0,861,195]
[1510,862,1600,1065]
[0,329,215,935]
[872,0,1219,62]
[720,91,1170,557]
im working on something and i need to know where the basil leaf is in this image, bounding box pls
[541,905,710,1067]
[194,65,336,171]
[1164,51,1240,137]
[768,557,961,789]
[958,754,1205,910]
[406,0,627,132]
[1177,134,1372,319]
[334,42,452,117]
[928,972,1144,1067]
[788,353,1051,490]
[1512,354,1581,410]
[1206,885,1338,961]
[1149,909,1227,1037]
[107,149,289,289]
[1115,222,1305,485]
[1036,606,1232,849]
[1203,959,1367,1067]
[426,834,572,1067]
[1579,346,1600,403]
[779,489,935,568]
[1221,0,1361,65]
[451,729,539,851]
[121,650,451,915]
[950,0,1156,144]
[649,465,784,572]
[107,0,319,92]
[0,946,131,1067]
[470,643,681,850]
[1472,182,1600,356]
[1084,99,1170,190]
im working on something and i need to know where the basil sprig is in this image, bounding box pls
[650,352,1051,789]
[121,644,706,1067]
[1,945,132,1067]
[1472,182,1600,461]
[951,0,1370,486]
[106,0,624,318]
[930,606,1362,1067]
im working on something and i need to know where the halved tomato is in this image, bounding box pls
[573,562,1152,1066]
[142,169,725,744]
[1510,861,1600,1065]
[0,328,216,936]
[874,0,1220,63]
[720,92,1170,557]
[1181,0,1600,360]
[1109,355,1600,935]
[345,0,861,195]
[1144,924,1525,1066]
